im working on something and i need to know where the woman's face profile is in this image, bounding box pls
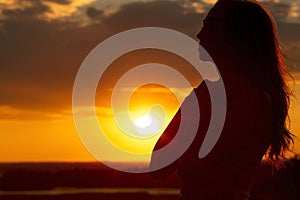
[197,4,230,62]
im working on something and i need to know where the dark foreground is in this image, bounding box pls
[0,193,178,200]
[0,157,299,200]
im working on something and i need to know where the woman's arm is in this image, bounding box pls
[149,107,181,180]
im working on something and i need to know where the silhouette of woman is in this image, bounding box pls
[150,0,294,199]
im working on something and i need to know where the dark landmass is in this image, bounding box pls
[0,157,299,200]
[0,162,181,190]
[0,162,180,200]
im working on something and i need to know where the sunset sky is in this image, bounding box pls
[0,0,300,163]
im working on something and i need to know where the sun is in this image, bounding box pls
[133,114,162,137]
[134,114,152,128]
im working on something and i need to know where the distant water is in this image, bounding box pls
[0,188,179,196]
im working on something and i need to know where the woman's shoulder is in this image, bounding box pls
[193,79,271,103]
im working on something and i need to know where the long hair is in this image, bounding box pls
[216,0,294,164]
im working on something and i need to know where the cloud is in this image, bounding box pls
[0,105,70,121]
[44,0,71,5]
[263,0,300,23]
[0,0,96,21]
[0,16,103,112]
[0,0,205,116]
[263,1,291,19]
[73,106,112,119]
[0,0,33,11]
[0,1,49,19]
[201,0,217,5]
[101,0,205,35]
[86,7,104,20]
[42,0,96,20]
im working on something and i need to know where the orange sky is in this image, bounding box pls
[0,0,300,163]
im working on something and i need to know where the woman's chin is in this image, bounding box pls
[198,44,213,62]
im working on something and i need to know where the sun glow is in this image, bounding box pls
[94,83,182,156]
[133,113,163,137]
[134,114,152,128]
